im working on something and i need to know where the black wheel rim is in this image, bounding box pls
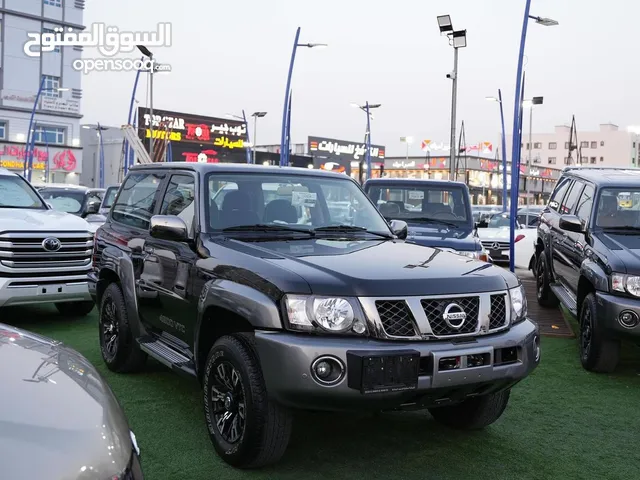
[536,259,545,298]
[210,361,245,444]
[100,297,119,360]
[581,307,592,358]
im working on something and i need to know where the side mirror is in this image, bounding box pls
[86,201,100,215]
[149,215,189,242]
[559,214,583,233]
[389,219,408,240]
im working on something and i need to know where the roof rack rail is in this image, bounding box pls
[562,166,633,172]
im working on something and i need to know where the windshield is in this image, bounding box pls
[596,188,640,228]
[488,213,511,228]
[206,173,391,235]
[367,184,470,226]
[0,174,46,209]
[102,186,119,208]
[39,188,85,214]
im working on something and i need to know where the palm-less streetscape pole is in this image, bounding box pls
[523,96,544,226]
[124,56,144,176]
[136,45,155,161]
[400,136,414,163]
[226,112,253,164]
[351,102,381,180]
[24,81,69,181]
[279,27,327,167]
[251,112,267,164]
[486,90,508,211]
[437,15,467,181]
[82,124,109,187]
[508,3,558,272]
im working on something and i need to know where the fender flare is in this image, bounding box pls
[580,258,609,293]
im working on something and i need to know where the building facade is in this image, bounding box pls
[507,123,640,169]
[0,0,85,183]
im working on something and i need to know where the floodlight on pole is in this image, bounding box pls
[251,111,267,164]
[437,15,453,32]
[529,15,559,26]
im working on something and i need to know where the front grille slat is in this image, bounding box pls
[481,241,510,249]
[421,297,479,336]
[489,294,508,330]
[375,300,417,337]
[0,231,93,277]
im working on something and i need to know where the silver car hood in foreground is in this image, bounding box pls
[0,323,134,480]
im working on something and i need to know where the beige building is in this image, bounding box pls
[507,123,640,169]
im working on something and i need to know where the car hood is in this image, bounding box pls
[477,227,512,241]
[0,324,134,480]
[596,232,640,275]
[405,223,479,250]
[215,237,518,297]
[0,208,92,232]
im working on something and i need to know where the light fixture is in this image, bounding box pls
[485,96,499,102]
[16,133,25,141]
[532,96,544,105]
[307,163,314,169]
[252,111,267,118]
[437,14,453,33]
[452,30,467,48]
[532,16,559,27]
[299,42,328,49]
[263,160,270,166]
[400,136,414,144]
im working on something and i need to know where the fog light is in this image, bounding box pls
[353,320,366,334]
[311,356,345,386]
[618,310,639,329]
[533,335,541,362]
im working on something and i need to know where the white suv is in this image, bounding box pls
[0,168,95,316]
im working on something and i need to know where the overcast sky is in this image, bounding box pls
[81,0,637,156]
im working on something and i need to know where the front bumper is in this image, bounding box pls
[596,292,640,340]
[254,319,540,412]
[0,275,91,308]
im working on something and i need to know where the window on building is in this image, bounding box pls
[33,126,65,145]
[564,157,570,165]
[549,142,557,150]
[548,157,557,164]
[533,157,541,164]
[564,142,569,149]
[44,0,62,6]
[525,143,530,150]
[41,75,61,97]
[590,157,596,164]
[634,142,637,148]
[580,141,589,148]
[533,142,542,149]
[600,141,605,146]
[42,28,61,53]
[0,122,6,140]
[590,141,597,149]
[600,157,604,162]
[581,156,589,163]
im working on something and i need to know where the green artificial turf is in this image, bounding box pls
[4,304,640,480]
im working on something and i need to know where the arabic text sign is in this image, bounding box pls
[421,140,493,153]
[308,136,385,161]
[24,23,172,58]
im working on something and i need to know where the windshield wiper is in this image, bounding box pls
[407,217,459,228]
[314,225,393,239]
[221,224,315,235]
[602,226,640,233]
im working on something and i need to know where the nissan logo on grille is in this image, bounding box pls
[442,303,467,329]
[42,237,62,252]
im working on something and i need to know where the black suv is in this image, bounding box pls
[535,166,640,372]
[363,178,488,261]
[90,162,540,468]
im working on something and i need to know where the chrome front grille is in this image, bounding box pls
[0,231,93,277]
[481,241,510,250]
[362,290,511,340]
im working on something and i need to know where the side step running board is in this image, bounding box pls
[550,284,578,316]
[138,336,196,377]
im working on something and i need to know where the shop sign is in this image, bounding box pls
[0,145,48,162]
[308,136,385,161]
[1,90,37,105]
[392,160,415,168]
[422,140,493,154]
[0,160,45,170]
[41,96,81,115]
[181,149,219,163]
[52,150,78,171]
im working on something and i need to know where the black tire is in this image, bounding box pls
[579,293,620,373]
[428,390,511,430]
[99,282,147,373]
[203,334,292,469]
[536,252,559,308]
[55,301,95,317]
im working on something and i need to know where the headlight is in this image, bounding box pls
[509,284,528,324]
[441,249,490,262]
[284,295,368,335]
[611,273,640,297]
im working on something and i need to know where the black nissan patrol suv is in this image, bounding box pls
[89,162,540,469]
[536,166,640,373]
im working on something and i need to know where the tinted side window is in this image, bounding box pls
[548,177,571,212]
[575,184,595,226]
[160,174,196,235]
[561,181,584,214]
[112,172,164,229]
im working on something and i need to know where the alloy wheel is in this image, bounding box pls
[101,298,119,360]
[536,260,545,298]
[210,361,246,444]
[581,307,592,359]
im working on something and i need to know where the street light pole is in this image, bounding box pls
[83,124,109,187]
[136,45,155,161]
[449,46,459,180]
[351,102,381,181]
[125,56,144,176]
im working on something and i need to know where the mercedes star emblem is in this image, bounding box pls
[42,237,62,252]
[491,242,500,250]
[442,303,467,329]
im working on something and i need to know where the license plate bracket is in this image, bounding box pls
[37,284,65,295]
[346,350,420,394]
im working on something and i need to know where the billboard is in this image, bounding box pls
[307,136,386,175]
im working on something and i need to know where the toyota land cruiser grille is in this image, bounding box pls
[0,231,93,277]
[375,300,418,337]
[363,290,512,340]
[421,296,479,336]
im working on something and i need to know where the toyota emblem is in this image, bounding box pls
[42,237,61,252]
[442,303,467,329]
[491,242,500,250]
